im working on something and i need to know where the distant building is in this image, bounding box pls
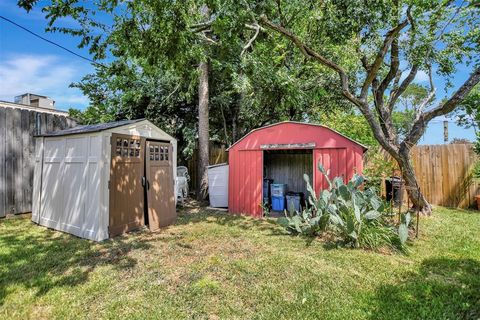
[14,93,55,109]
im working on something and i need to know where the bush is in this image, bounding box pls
[278,163,410,251]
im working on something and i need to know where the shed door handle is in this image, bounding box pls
[142,176,146,187]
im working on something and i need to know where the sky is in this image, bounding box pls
[0,0,476,145]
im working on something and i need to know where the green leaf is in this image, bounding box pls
[319,214,330,231]
[333,177,344,188]
[309,216,321,226]
[318,163,326,174]
[277,217,290,228]
[346,214,356,234]
[338,184,350,200]
[321,190,330,203]
[352,174,364,188]
[399,224,409,244]
[370,195,383,211]
[405,212,411,226]
[353,196,361,223]
[292,216,303,233]
[329,213,344,227]
[365,210,381,220]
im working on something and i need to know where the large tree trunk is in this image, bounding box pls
[395,147,432,215]
[197,61,209,200]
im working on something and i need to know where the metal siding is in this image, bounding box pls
[346,149,355,181]
[231,122,366,152]
[339,148,347,182]
[229,122,365,217]
[228,150,262,216]
[313,148,353,195]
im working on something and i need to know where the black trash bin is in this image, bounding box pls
[263,179,274,206]
[385,176,403,206]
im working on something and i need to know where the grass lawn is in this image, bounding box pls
[0,206,479,320]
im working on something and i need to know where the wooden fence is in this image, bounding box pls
[0,104,76,217]
[187,145,228,190]
[410,144,478,209]
[188,143,478,209]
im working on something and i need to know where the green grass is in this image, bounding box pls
[0,207,479,320]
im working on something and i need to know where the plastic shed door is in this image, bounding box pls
[207,164,229,207]
[146,140,176,231]
[109,134,146,237]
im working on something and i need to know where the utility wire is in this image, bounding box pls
[0,15,106,68]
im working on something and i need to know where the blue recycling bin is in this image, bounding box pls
[271,184,287,197]
[271,195,285,211]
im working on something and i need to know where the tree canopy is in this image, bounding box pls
[19,0,480,212]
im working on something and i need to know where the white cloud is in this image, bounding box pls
[414,70,430,83]
[0,54,90,110]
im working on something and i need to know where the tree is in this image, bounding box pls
[18,0,352,168]
[259,0,480,215]
[453,85,480,133]
[18,0,235,198]
[452,85,480,152]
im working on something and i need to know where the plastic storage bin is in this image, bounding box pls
[271,195,285,211]
[286,194,302,212]
[271,184,287,197]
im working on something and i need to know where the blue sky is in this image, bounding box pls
[0,0,476,144]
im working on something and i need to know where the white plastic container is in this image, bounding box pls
[207,163,229,207]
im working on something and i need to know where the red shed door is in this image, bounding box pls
[146,140,176,231]
[228,150,263,216]
[313,148,348,193]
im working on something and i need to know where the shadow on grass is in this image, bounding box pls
[370,257,480,320]
[0,219,152,305]
[176,208,287,235]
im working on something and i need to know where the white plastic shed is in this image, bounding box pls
[32,119,177,241]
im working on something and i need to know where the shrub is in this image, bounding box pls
[278,163,410,251]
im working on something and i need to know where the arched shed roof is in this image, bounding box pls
[228,121,368,152]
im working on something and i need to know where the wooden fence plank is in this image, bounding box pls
[0,106,75,216]
[13,108,23,214]
[0,108,5,217]
[5,108,14,214]
[410,144,478,209]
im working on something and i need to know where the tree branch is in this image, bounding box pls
[424,67,480,121]
[415,64,436,119]
[260,15,354,102]
[241,23,261,56]
[388,64,419,111]
[260,14,398,154]
[404,66,480,146]
[359,13,409,100]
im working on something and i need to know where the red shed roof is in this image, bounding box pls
[228,121,368,152]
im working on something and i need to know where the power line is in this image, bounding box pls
[0,15,105,68]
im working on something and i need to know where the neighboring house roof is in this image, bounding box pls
[227,121,368,152]
[38,119,145,137]
[0,100,69,117]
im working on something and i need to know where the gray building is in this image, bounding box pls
[14,93,56,109]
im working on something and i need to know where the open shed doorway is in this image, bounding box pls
[263,149,313,213]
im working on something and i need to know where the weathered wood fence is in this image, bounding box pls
[0,103,76,217]
[410,144,478,209]
[188,143,478,209]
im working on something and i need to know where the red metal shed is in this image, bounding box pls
[228,121,367,217]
